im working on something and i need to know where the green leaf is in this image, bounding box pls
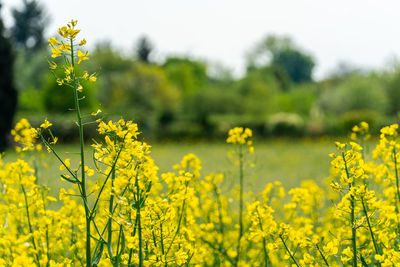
[92,241,105,265]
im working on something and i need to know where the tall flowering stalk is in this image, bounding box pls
[226,127,253,265]
[42,20,95,266]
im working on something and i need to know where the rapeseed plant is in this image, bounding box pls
[3,20,400,266]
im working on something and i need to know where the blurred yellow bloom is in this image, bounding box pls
[49,61,57,70]
[60,158,71,171]
[48,37,60,46]
[89,73,97,82]
[40,119,52,129]
[77,50,89,64]
[79,39,87,46]
[51,47,62,58]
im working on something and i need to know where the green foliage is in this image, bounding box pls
[15,32,400,140]
[273,49,314,83]
[136,36,153,63]
[43,70,97,113]
[108,63,180,135]
[267,112,305,136]
[247,35,315,83]
[14,47,48,91]
[11,0,46,51]
[163,57,207,95]
[235,68,281,115]
[18,88,44,112]
[383,67,400,116]
[87,41,133,106]
[319,74,388,115]
[277,84,316,117]
[340,110,379,134]
[179,88,243,137]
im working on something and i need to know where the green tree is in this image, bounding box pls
[88,41,134,106]
[318,74,388,115]
[0,3,18,150]
[11,0,46,51]
[109,63,180,136]
[163,57,208,95]
[136,36,153,63]
[247,35,315,83]
[383,67,400,116]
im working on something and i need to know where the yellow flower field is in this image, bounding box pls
[2,20,400,267]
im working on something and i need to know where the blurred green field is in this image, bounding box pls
[2,139,336,196]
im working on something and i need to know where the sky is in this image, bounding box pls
[2,0,400,79]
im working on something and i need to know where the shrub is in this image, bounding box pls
[319,74,388,115]
[267,112,305,136]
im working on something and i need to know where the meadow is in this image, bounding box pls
[3,139,334,195]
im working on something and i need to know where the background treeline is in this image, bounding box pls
[4,0,400,143]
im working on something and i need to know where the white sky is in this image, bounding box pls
[2,0,400,79]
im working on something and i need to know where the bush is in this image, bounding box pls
[267,112,305,136]
[319,74,388,115]
[277,84,315,117]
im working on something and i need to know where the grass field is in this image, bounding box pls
[3,138,336,196]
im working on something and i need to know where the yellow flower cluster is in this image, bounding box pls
[227,127,252,145]
[47,20,96,89]
[7,113,400,266]
[11,118,41,152]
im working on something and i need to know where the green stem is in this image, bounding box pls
[159,222,167,267]
[361,197,381,266]
[135,170,143,267]
[21,183,40,266]
[342,151,357,267]
[213,183,224,236]
[41,190,51,267]
[235,145,244,266]
[256,208,270,267]
[279,235,300,267]
[107,167,116,261]
[316,244,329,266]
[116,225,123,259]
[165,181,189,256]
[70,37,91,266]
[393,148,400,235]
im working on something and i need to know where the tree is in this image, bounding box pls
[11,0,46,51]
[247,35,315,84]
[0,3,18,150]
[136,36,153,63]
[163,57,208,95]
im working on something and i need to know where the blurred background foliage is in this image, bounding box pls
[2,0,400,146]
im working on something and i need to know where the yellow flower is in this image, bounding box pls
[77,50,89,64]
[40,119,52,129]
[69,19,78,27]
[85,166,95,176]
[89,73,97,82]
[49,61,57,70]
[79,39,87,46]
[83,70,89,79]
[51,47,62,58]
[48,37,60,46]
[91,109,102,116]
[50,136,58,145]
[58,26,68,38]
[59,42,71,52]
[59,158,71,171]
[56,78,64,86]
